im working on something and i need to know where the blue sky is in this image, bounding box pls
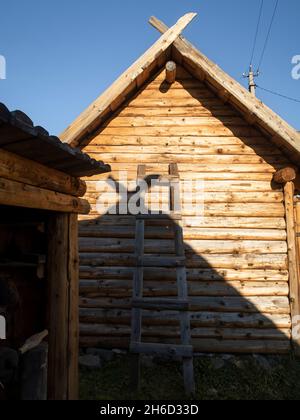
[0,0,299,134]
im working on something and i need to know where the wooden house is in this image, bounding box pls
[61,14,300,356]
[0,103,110,400]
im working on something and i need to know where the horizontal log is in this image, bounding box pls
[79,336,291,354]
[136,87,216,99]
[88,203,285,217]
[79,226,286,241]
[86,179,281,192]
[0,177,90,214]
[87,152,286,165]
[127,97,228,108]
[79,266,288,282]
[79,238,287,254]
[79,280,289,297]
[101,163,282,174]
[79,296,290,314]
[79,216,286,229]
[0,149,86,197]
[118,106,238,117]
[84,144,282,156]
[79,324,291,341]
[79,308,291,329]
[79,252,288,270]
[99,126,262,137]
[88,134,279,148]
[104,116,249,128]
[86,192,284,204]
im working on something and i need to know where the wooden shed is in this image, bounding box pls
[0,103,110,400]
[61,14,300,356]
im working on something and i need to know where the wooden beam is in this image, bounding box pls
[67,214,79,400]
[60,13,197,146]
[166,61,177,84]
[284,182,300,354]
[0,177,90,214]
[148,16,300,166]
[47,214,79,400]
[273,167,297,185]
[0,149,86,197]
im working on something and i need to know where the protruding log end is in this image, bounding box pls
[273,167,297,185]
[166,61,177,84]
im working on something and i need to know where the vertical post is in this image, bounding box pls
[243,65,259,96]
[47,213,79,400]
[67,214,79,400]
[284,182,300,355]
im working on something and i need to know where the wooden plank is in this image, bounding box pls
[284,182,300,353]
[130,216,145,390]
[61,13,197,146]
[47,214,79,400]
[67,214,79,400]
[47,214,69,400]
[0,177,90,214]
[0,149,86,197]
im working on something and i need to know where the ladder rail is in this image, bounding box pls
[130,163,195,396]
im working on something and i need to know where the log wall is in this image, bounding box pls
[79,65,292,354]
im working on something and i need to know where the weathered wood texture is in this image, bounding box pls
[79,66,292,354]
[47,214,79,400]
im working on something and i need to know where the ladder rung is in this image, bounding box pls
[136,213,182,221]
[136,256,186,268]
[132,298,189,311]
[158,175,180,182]
[130,342,193,358]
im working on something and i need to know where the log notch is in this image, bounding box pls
[165,61,177,84]
[47,213,79,400]
[273,167,297,185]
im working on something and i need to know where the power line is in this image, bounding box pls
[249,0,264,68]
[257,0,279,71]
[256,85,300,103]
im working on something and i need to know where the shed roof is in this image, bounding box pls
[60,13,300,167]
[0,103,111,177]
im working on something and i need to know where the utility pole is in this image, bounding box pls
[243,65,259,96]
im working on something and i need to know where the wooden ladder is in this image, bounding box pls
[130,163,195,396]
